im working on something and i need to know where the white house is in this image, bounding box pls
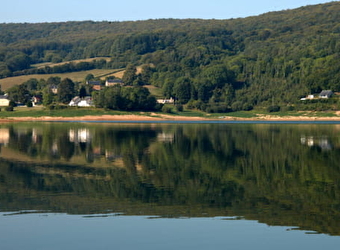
[157,97,175,104]
[105,79,124,87]
[69,96,94,107]
[0,95,10,106]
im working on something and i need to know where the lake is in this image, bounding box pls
[0,122,340,249]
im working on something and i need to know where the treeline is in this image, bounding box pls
[14,58,109,76]
[92,85,160,111]
[1,2,340,109]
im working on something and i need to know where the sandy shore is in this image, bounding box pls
[2,113,340,122]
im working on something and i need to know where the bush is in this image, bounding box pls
[242,103,253,111]
[5,106,14,112]
[175,104,183,112]
[26,101,33,107]
[47,104,67,110]
[9,100,16,107]
[267,105,281,112]
[162,106,172,113]
[231,101,243,111]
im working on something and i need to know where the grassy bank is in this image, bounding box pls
[0,106,339,120]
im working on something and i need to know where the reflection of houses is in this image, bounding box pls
[52,141,59,155]
[105,150,122,161]
[157,132,174,142]
[105,79,124,87]
[31,128,42,143]
[69,96,94,107]
[301,136,332,150]
[69,128,92,143]
[0,128,9,145]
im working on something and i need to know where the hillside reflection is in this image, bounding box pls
[0,123,340,235]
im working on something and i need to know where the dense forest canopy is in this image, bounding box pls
[1,2,340,110]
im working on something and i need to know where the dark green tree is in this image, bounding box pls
[79,85,87,98]
[122,64,137,86]
[174,77,192,104]
[58,78,75,104]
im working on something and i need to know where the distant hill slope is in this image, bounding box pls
[0,2,340,109]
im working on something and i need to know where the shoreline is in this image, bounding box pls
[2,113,340,123]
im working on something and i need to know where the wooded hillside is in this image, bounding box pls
[1,2,340,111]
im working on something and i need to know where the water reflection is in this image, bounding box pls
[0,123,340,236]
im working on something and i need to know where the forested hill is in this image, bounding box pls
[1,1,340,110]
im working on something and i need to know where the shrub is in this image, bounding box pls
[162,106,172,113]
[175,104,183,112]
[9,100,16,107]
[242,103,253,111]
[267,105,281,112]
[231,101,243,111]
[5,106,14,111]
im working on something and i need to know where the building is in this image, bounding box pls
[157,97,175,104]
[86,80,102,91]
[105,79,124,87]
[0,95,10,106]
[31,96,42,106]
[319,90,333,99]
[50,85,58,94]
[69,96,94,107]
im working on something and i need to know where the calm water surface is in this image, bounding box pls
[0,122,340,249]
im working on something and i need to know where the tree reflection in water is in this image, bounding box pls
[0,123,340,235]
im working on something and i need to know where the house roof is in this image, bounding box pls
[319,90,333,96]
[106,79,123,83]
[87,80,101,85]
[0,95,9,99]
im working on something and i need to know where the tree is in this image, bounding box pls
[17,85,31,104]
[140,64,153,84]
[6,85,31,104]
[42,88,54,106]
[174,77,192,104]
[58,78,75,104]
[47,76,61,86]
[122,64,137,85]
[85,74,95,82]
[79,85,87,98]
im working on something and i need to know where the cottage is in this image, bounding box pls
[319,90,333,99]
[69,96,81,106]
[31,96,42,106]
[0,95,10,106]
[105,79,124,87]
[86,80,102,91]
[157,97,175,104]
[50,85,58,94]
[69,96,94,107]
[78,97,94,107]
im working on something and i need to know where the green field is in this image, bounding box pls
[1,106,338,120]
[31,57,111,69]
[0,69,125,91]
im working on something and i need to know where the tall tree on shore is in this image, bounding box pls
[58,78,75,104]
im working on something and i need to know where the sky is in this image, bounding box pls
[0,0,336,23]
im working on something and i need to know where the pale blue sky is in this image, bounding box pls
[0,0,336,23]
